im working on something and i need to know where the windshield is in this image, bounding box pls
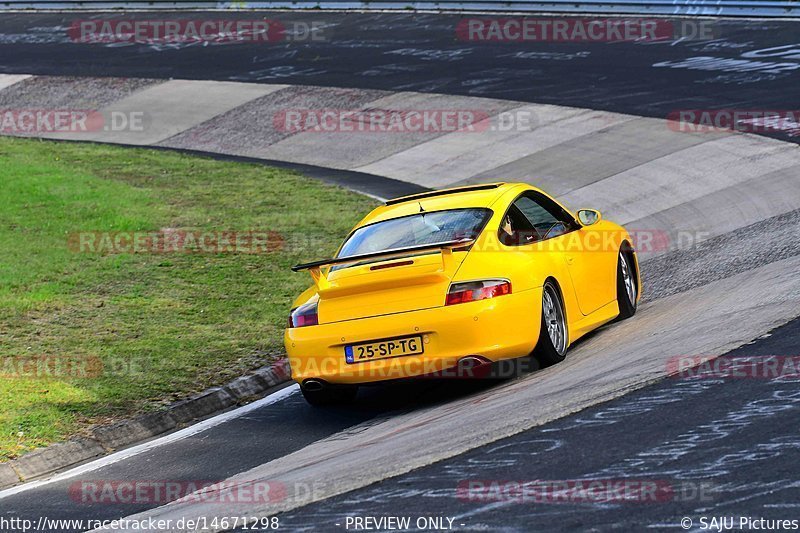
[338,208,492,258]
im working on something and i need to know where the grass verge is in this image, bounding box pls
[0,137,377,461]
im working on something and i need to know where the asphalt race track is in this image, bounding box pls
[1,11,799,533]
[276,317,800,532]
[0,380,505,530]
[1,13,800,142]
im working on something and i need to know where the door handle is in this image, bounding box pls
[566,256,575,265]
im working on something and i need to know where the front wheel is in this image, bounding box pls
[616,250,638,320]
[534,281,568,367]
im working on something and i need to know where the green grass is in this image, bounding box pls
[0,137,377,461]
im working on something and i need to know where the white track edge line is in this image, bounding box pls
[0,384,299,500]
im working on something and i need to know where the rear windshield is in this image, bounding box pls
[338,208,492,258]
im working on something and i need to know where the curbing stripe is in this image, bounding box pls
[0,464,20,487]
[168,387,237,425]
[11,439,106,483]
[91,412,179,451]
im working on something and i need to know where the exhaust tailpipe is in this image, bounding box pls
[456,355,492,378]
[302,379,326,392]
[458,355,491,369]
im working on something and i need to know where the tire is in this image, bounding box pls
[301,384,358,407]
[534,281,568,367]
[616,249,638,320]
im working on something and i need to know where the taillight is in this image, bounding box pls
[289,302,319,328]
[446,279,511,306]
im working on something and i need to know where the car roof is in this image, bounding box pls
[358,182,529,227]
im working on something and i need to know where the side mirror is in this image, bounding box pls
[577,209,601,226]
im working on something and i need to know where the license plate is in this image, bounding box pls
[345,335,424,364]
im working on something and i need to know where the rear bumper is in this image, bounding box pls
[284,288,541,385]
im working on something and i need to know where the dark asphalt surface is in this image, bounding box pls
[1,13,800,142]
[276,316,800,532]
[0,380,499,532]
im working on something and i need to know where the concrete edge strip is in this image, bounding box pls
[0,358,294,491]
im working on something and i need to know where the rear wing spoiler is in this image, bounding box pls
[291,238,475,289]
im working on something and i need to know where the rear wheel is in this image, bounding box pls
[616,250,638,320]
[301,384,358,407]
[534,281,568,367]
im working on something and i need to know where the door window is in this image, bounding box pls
[499,192,578,246]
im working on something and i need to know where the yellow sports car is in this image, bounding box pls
[286,182,641,405]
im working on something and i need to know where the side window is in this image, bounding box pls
[499,192,577,246]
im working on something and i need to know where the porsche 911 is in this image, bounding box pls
[286,182,641,405]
